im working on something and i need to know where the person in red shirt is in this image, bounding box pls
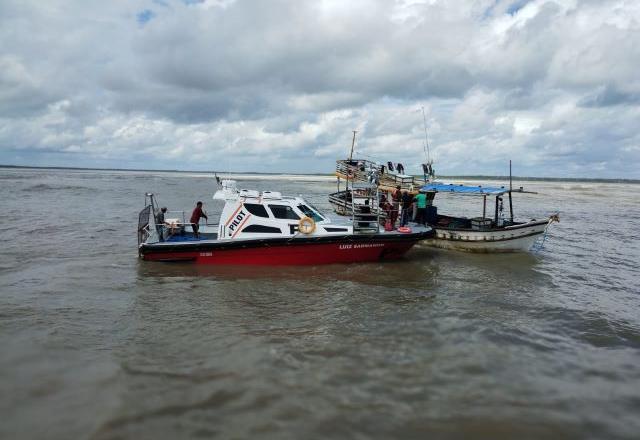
[190,201,208,238]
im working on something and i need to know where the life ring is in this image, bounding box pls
[398,226,412,233]
[298,216,316,234]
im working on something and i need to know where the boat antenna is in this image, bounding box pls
[421,106,431,164]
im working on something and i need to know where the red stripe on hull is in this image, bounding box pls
[142,241,417,265]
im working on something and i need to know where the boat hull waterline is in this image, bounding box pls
[420,220,548,252]
[140,233,432,265]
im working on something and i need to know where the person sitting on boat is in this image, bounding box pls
[414,191,427,225]
[400,190,413,227]
[190,201,208,238]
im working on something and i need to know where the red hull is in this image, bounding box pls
[141,240,417,265]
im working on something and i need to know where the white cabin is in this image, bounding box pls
[213,180,352,240]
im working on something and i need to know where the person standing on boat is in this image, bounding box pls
[156,207,167,224]
[400,190,413,227]
[414,191,427,225]
[379,194,393,229]
[155,207,168,241]
[190,201,208,238]
[391,185,402,227]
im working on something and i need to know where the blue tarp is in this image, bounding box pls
[420,182,509,195]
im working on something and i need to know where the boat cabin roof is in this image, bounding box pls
[420,182,530,196]
[213,180,327,221]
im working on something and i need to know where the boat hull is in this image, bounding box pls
[421,220,548,252]
[139,232,432,265]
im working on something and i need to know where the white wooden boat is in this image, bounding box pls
[417,182,558,252]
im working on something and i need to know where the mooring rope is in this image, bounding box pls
[531,213,560,253]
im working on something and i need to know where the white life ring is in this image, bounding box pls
[298,216,316,234]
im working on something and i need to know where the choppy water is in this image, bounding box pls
[1,167,639,439]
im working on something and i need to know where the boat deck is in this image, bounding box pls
[164,232,218,242]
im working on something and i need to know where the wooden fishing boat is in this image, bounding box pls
[328,159,558,252]
[417,182,559,252]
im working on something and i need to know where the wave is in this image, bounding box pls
[22,183,92,192]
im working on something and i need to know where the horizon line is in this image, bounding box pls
[1,164,638,184]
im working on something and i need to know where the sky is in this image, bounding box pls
[0,0,639,178]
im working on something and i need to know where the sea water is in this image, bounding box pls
[1,167,639,439]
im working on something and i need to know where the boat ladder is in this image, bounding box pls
[351,183,380,234]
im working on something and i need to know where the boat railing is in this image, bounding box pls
[158,210,186,226]
[335,160,372,182]
[137,204,152,247]
[151,209,219,230]
[335,159,422,193]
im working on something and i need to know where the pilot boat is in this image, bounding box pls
[137,180,433,265]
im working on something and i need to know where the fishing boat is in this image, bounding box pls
[328,117,557,252]
[329,157,435,216]
[328,156,558,252]
[418,181,559,252]
[137,179,433,265]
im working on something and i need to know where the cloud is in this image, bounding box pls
[578,85,640,107]
[0,0,638,178]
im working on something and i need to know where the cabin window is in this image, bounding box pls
[244,203,269,218]
[242,224,282,233]
[297,204,324,222]
[324,227,348,232]
[268,204,300,220]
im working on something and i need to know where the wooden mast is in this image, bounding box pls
[483,194,487,219]
[508,160,514,222]
[344,130,357,213]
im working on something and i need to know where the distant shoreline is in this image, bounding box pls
[1,164,638,184]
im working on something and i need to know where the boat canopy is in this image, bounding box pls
[420,182,511,195]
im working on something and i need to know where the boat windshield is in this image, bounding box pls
[297,204,324,222]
